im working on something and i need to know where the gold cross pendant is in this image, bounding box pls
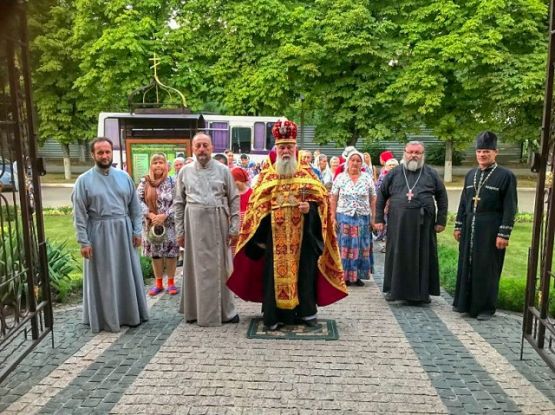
[472,195,481,209]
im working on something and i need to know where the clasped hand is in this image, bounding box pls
[150,213,166,226]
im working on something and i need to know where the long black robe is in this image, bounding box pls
[244,202,323,327]
[376,165,448,301]
[453,164,517,317]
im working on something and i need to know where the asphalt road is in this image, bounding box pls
[38,185,538,213]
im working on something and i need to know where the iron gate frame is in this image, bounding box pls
[0,0,53,383]
[522,0,555,371]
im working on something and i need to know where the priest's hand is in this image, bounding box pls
[434,225,445,233]
[299,201,310,214]
[133,236,141,248]
[496,237,509,250]
[177,236,185,248]
[374,223,384,232]
[453,230,461,242]
[80,246,92,259]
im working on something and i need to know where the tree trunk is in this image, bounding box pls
[61,143,71,180]
[79,140,87,163]
[444,140,453,183]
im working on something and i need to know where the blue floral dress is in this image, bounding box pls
[332,172,376,282]
[137,177,179,258]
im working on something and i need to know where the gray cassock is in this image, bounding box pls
[174,159,240,327]
[72,166,148,333]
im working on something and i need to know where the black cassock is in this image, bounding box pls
[453,164,517,317]
[376,165,448,301]
[244,202,323,328]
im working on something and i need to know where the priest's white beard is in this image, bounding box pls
[403,157,425,172]
[275,155,298,177]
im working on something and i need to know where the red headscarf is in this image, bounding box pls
[231,167,249,183]
[380,151,394,164]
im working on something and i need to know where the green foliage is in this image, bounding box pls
[0,232,26,308]
[425,143,465,166]
[46,240,80,301]
[28,0,549,156]
[140,255,154,282]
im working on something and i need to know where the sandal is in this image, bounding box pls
[148,286,164,296]
[166,285,179,295]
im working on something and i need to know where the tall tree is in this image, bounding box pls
[30,0,91,179]
[169,0,307,116]
[284,0,401,147]
[73,0,177,120]
[381,0,548,181]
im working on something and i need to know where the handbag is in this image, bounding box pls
[147,224,167,244]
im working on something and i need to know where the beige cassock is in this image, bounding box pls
[174,159,240,326]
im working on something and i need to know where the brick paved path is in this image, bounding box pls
[1,254,554,414]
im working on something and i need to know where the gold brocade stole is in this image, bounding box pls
[270,184,304,310]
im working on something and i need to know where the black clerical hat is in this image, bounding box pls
[475,131,497,150]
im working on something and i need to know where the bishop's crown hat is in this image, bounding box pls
[272,119,297,145]
[475,131,498,150]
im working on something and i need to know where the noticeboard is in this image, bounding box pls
[125,138,191,184]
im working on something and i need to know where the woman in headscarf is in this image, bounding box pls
[330,151,377,286]
[137,153,180,296]
[230,166,253,256]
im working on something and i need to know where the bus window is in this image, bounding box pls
[209,122,229,153]
[253,122,265,151]
[231,127,251,153]
[266,122,275,150]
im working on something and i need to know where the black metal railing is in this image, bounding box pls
[0,0,52,383]
[522,0,555,371]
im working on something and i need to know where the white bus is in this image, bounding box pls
[97,111,282,168]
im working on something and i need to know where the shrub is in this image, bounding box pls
[140,255,154,282]
[46,240,80,302]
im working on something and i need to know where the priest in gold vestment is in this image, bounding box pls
[227,120,347,330]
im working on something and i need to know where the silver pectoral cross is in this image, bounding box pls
[406,190,414,202]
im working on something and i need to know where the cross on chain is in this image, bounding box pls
[406,190,414,202]
[472,195,481,209]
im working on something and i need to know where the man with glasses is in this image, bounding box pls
[375,141,448,305]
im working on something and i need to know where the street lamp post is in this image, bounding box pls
[299,94,305,149]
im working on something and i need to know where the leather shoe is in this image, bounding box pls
[476,313,493,321]
[355,279,365,287]
[186,319,197,324]
[384,292,395,302]
[303,318,318,328]
[224,314,240,324]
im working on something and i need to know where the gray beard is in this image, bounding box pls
[404,157,424,172]
[275,156,297,177]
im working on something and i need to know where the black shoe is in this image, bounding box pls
[303,318,318,328]
[345,281,352,286]
[224,314,240,324]
[355,279,365,287]
[384,292,395,302]
[177,260,183,267]
[476,313,493,321]
[186,319,197,324]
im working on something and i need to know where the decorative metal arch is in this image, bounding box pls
[522,0,555,371]
[0,0,53,383]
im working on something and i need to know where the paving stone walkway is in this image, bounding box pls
[1,253,554,414]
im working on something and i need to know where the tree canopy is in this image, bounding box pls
[27,0,550,154]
